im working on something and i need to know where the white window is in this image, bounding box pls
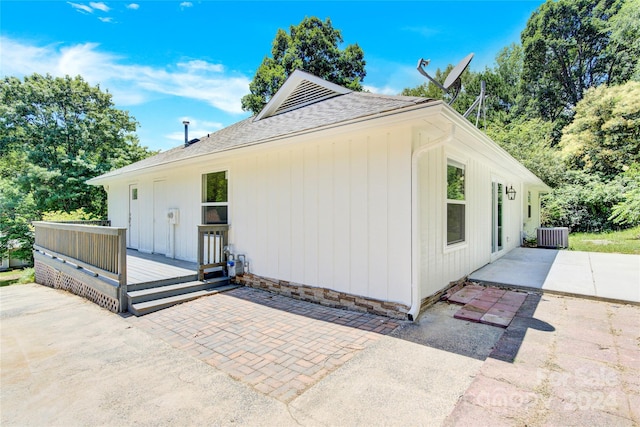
[202,171,228,224]
[447,160,466,245]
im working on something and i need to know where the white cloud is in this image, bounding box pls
[0,37,250,114]
[67,2,93,13]
[89,2,110,12]
[180,2,193,8]
[98,17,114,23]
[126,3,139,10]
[178,60,224,73]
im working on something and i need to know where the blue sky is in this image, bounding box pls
[1,1,544,152]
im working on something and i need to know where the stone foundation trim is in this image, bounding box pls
[419,277,467,313]
[234,274,410,319]
[34,251,120,313]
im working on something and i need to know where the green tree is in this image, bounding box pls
[519,0,634,122]
[560,81,640,179]
[541,170,624,232]
[0,74,154,263]
[402,63,483,119]
[0,175,38,263]
[609,164,640,226]
[491,44,525,120]
[402,45,527,128]
[241,17,366,115]
[486,118,564,188]
[607,0,640,82]
[0,73,153,217]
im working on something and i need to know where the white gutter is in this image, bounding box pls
[407,125,455,321]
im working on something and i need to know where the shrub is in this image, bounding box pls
[541,171,624,232]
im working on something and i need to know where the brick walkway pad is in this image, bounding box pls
[129,287,400,402]
[447,284,528,327]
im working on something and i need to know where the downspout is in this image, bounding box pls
[407,125,455,321]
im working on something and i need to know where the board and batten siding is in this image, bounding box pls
[231,127,413,306]
[99,107,545,311]
[416,133,524,298]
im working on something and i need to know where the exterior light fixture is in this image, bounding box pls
[506,185,517,201]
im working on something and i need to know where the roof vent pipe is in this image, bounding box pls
[183,120,190,147]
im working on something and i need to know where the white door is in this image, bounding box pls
[128,184,139,249]
[153,180,168,255]
[491,181,504,259]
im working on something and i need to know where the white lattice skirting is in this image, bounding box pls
[35,260,120,313]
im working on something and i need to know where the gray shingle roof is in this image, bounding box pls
[90,91,432,182]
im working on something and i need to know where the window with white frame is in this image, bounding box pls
[202,171,228,224]
[446,160,466,245]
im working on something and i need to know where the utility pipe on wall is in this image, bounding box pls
[407,125,455,321]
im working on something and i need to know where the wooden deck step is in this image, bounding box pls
[128,279,237,316]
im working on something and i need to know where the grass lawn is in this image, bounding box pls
[569,226,640,255]
[0,268,34,287]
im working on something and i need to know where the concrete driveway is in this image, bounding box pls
[2,283,638,426]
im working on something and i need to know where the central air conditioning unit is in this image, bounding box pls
[537,227,569,249]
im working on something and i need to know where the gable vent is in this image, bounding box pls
[273,80,341,115]
[255,70,352,121]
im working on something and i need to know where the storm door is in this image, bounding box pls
[128,184,140,249]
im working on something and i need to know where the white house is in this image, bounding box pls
[88,70,549,320]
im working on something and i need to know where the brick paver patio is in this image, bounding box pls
[129,287,400,402]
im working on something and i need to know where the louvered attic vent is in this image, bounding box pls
[273,80,339,115]
[255,70,352,121]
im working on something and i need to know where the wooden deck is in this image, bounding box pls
[127,250,198,286]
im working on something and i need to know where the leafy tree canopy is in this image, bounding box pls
[519,0,637,121]
[241,17,366,115]
[560,81,640,179]
[486,117,565,188]
[398,0,640,233]
[0,73,155,262]
[0,73,153,216]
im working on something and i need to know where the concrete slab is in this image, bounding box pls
[543,250,596,296]
[289,302,503,425]
[0,284,294,426]
[469,248,559,288]
[469,248,640,304]
[289,334,483,426]
[589,252,640,302]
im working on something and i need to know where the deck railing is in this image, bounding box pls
[47,220,112,227]
[33,221,128,311]
[197,224,229,280]
[33,221,127,283]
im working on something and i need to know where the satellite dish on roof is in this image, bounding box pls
[416,53,474,105]
[443,53,474,89]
